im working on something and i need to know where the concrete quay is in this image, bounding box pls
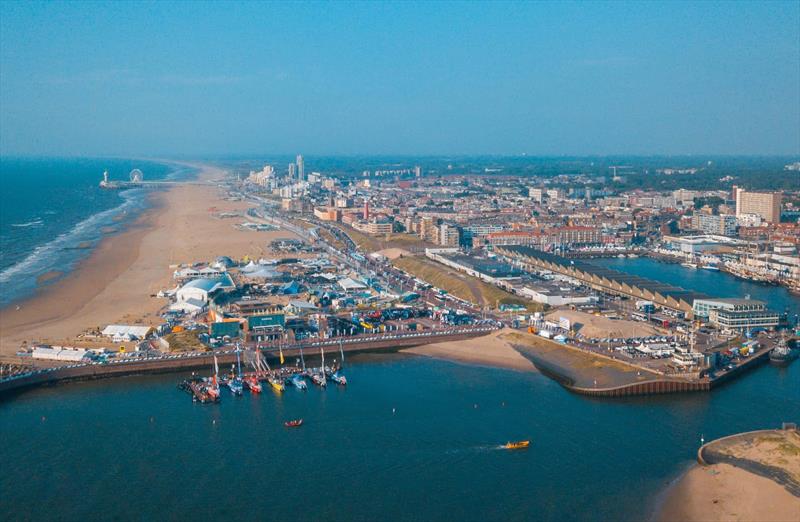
[0,327,495,399]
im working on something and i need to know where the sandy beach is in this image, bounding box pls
[658,429,800,522]
[0,163,297,355]
[403,328,538,372]
[658,463,799,522]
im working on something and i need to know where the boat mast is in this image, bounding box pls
[321,346,326,385]
[300,346,306,370]
[235,343,242,379]
[213,354,219,387]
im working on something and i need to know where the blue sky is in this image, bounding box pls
[1,1,798,156]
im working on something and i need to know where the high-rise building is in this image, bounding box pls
[296,154,304,181]
[419,216,437,241]
[735,188,782,223]
[439,223,461,247]
[288,163,296,180]
[414,166,422,178]
[528,188,544,202]
[691,213,738,236]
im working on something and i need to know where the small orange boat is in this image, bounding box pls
[503,440,530,450]
[284,419,303,428]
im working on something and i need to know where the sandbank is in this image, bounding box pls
[403,328,537,371]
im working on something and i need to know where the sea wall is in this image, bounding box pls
[0,328,493,399]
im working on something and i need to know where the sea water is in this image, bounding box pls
[0,158,193,306]
[0,351,797,522]
[1,204,798,521]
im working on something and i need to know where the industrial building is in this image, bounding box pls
[496,245,709,317]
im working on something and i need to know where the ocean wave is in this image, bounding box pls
[0,188,149,298]
[11,219,44,228]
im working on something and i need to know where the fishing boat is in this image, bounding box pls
[681,262,698,269]
[284,419,303,428]
[503,440,530,450]
[701,264,720,271]
[769,335,798,366]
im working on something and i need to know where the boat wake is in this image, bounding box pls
[445,444,510,455]
[10,219,43,228]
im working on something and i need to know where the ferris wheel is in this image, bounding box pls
[129,169,143,183]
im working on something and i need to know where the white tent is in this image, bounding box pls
[101,325,153,339]
[240,261,260,273]
[338,277,367,292]
[243,267,280,279]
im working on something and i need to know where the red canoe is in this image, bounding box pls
[284,419,303,428]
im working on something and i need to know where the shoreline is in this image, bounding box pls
[0,191,170,353]
[655,428,800,522]
[0,162,293,356]
[401,328,538,372]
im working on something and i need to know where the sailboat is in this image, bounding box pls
[329,340,347,386]
[310,347,327,387]
[244,348,262,393]
[227,346,243,395]
[206,354,221,402]
[291,373,308,390]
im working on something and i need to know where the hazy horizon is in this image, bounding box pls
[1,1,799,157]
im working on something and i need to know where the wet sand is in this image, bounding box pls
[403,328,537,372]
[0,164,297,354]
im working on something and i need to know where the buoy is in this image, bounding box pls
[392,408,396,414]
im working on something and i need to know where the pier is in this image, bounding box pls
[98,169,211,190]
